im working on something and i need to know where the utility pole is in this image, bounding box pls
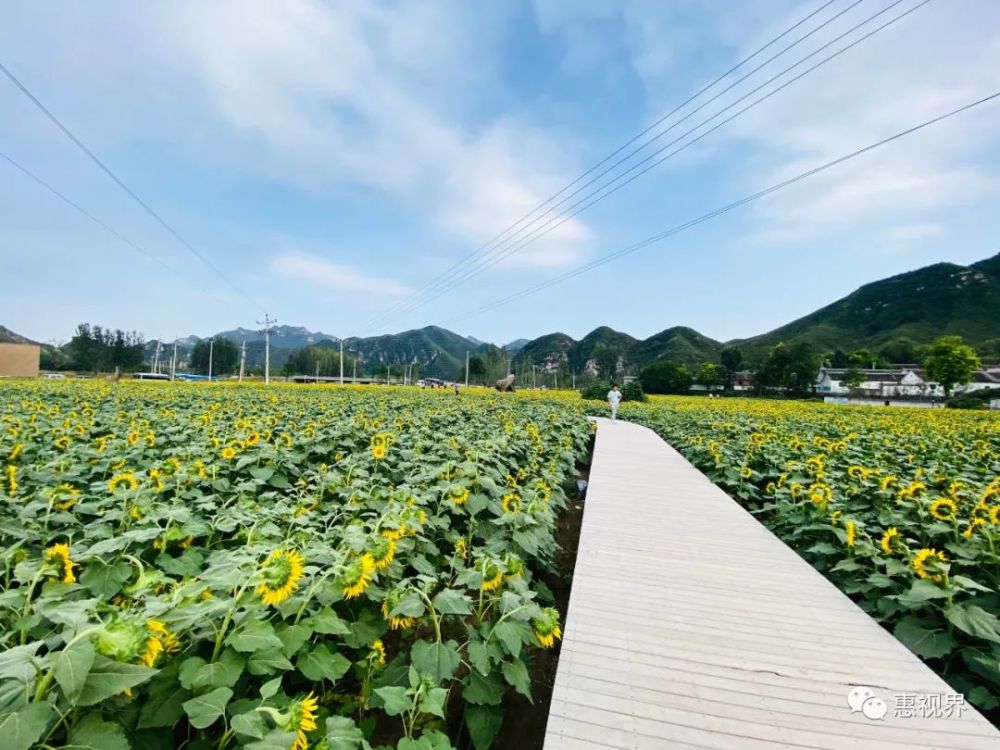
[207,338,214,381]
[352,359,357,381]
[152,339,162,374]
[339,339,344,384]
[238,341,246,382]
[170,339,178,381]
[532,365,537,389]
[572,371,576,389]
[386,364,390,385]
[315,361,320,383]
[465,350,470,388]
[257,315,276,384]
[554,371,558,390]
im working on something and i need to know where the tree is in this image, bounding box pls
[190,337,239,375]
[830,348,851,368]
[755,342,819,396]
[639,359,692,395]
[879,337,921,365]
[66,323,144,372]
[281,345,357,378]
[696,362,718,388]
[719,347,742,390]
[462,355,486,384]
[923,335,980,397]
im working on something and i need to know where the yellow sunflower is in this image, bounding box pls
[221,446,237,461]
[49,483,79,511]
[533,607,563,649]
[369,537,396,571]
[880,527,900,555]
[501,493,521,514]
[341,555,375,600]
[449,486,470,505]
[929,497,957,522]
[481,560,503,593]
[108,471,139,493]
[6,464,17,496]
[256,549,306,606]
[289,693,319,750]
[381,588,417,630]
[912,548,948,584]
[370,640,386,666]
[845,520,856,549]
[44,542,78,584]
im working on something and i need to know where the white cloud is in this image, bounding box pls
[272,252,412,296]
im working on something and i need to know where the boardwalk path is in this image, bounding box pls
[543,418,1000,749]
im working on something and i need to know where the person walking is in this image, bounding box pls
[607,384,622,421]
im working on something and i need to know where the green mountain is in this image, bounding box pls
[629,326,723,369]
[0,326,41,345]
[569,327,639,370]
[729,253,1000,364]
[512,333,575,371]
[343,326,482,379]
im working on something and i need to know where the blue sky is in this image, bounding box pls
[2,0,998,346]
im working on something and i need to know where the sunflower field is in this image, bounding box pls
[0,380,591,750]
[607,395,1000,715]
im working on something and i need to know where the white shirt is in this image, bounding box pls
[607,390,622,406]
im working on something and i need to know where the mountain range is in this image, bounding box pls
[5,253,998,377]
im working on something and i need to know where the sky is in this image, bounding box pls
[1,0,998,346]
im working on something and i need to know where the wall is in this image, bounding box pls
[0,343,41,377]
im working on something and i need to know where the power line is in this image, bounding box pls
[0,61,263,312]
[0,148,190,280]
[359,0,855,332]
[443,89,1000,326]
[364,0,927,330]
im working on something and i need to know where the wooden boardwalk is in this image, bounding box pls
[544,418,1000,750]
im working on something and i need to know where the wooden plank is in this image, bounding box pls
[544,418,1000,749]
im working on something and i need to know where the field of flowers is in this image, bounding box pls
[0,381,592,750]
[608,395,1000,714]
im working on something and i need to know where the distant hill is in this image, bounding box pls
[728,253,1000,363]
[9,252,999,377]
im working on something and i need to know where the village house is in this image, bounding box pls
[816,366,1000,398]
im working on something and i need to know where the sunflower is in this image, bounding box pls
[50,483,79,511]
[964,517,987,539]
[341,555,375,599]
[880,475,898,491]
[44,542,78,584]
[6,464,17,496]
[845,520,856,548]
[108,471,139,493]
[245,431,260,446]
[454,538,468,559]
[146,619,181,654]
[369,536,396,571]
[256,549,306,606]
[449,486,470,506]
[880,527,900,555]
[481,560,503,593]
[381,588,417,630]
[533,608,563,649]
[501,493,521,514]
[370,639,386,667]
[148,468,166,493]
[8,443,23,461]
[740,466,752,480]
[221,446,237,461]
[912,548,948,584]
[929,497,957,522]
[371,443,386,461]
[127,430,140,446]
[381,525,407,542]
[988,505,1000,526]
[289,693,319,750]
[53,435,71,450]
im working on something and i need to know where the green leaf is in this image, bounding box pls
[260,677,282,699]
[945,604,1000,644]
[390,592,426,618]
[968,686,999,710]
[53,639,95,705]
[893,616,957,659]
[137,664,190,729]
[463,669,504,706]
[398,730,454,750]
[276,624,313,659]
[491,621,523,659]
[182,686,233,729]
[418,686,448,719]
[307,608,351,636]
[297,645,351,683]
[411,640,460,682]
[77,655,157,706]
[232,710,266,739]
[0,643,42,681]
[227,620,283,653]
[374,685,411,716]
[325,715,365,750]
[432,589,472,615]
[79,560,132,598]
[0,703,52,750]
[468,641,491,676]
[464,703,503,750]
[248,649,294,676]
[896,579,951,608]
[178,656,207,689]
[246,729,300,750]
[191,648,244,690]
[501,658,532,702]
[64,713,130,750]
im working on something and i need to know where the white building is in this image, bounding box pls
[816,366,1000,398]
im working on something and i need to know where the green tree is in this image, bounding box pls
[879,337,921,365]
[719,347,743,390]
[755,342,819,395]
[829,348,851,368]
[923,335,980,397]
[591,343,620,381]
[190,337,239,376]
[842,366,864,393]
[282,345,357,378]
[639,359,692,395]
[66,323,144,372]
[463,355,487,384]
[696,362,718,388]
